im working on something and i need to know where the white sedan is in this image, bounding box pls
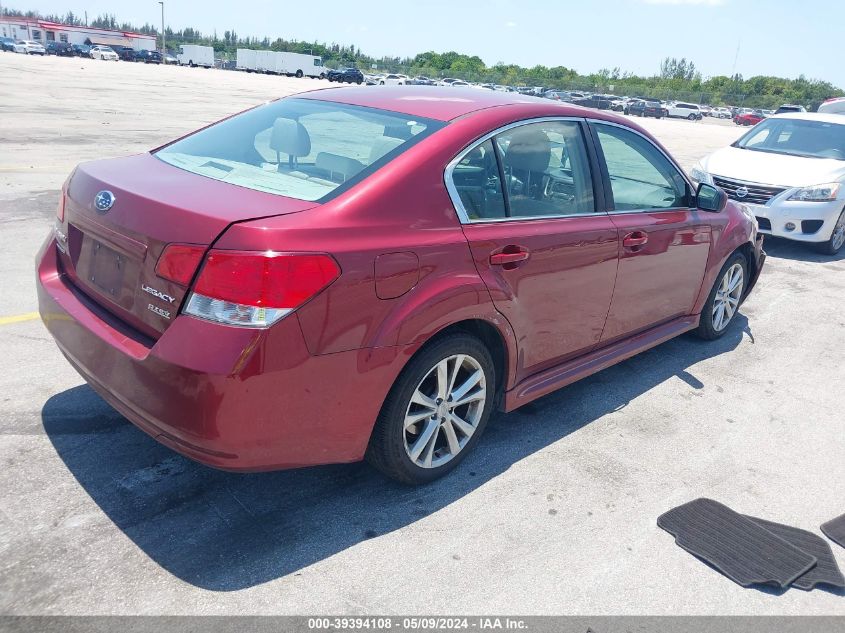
[14,40,46,55]
[711,107,733,119]
[379,73,408,85]
[692,113,845,254]
[90,45,119,61]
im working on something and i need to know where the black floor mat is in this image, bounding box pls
[658,498,817,588]
[822,513,845,550]
[745,516,845,590]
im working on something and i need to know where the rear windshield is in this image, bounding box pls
[155,98,444,201]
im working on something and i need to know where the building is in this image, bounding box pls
[0,17,156,51]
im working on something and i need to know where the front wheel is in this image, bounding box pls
[688,113,696,120]
[295,69,303,78]
[366,333,496,484]
[815,209,845,255]
[695,252,747,340]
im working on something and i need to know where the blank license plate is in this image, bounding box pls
[89,241,125,296]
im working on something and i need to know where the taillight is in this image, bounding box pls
[56,191,65,222]
[184,250,340,328]
[156,244,206,286]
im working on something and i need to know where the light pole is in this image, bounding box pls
[158,1,165,59]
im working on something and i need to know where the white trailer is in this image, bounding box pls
[273,52,325,78]
[236,48,257,71]
[253,50,275,73]
[177,45,214,68]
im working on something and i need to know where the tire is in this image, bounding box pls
[366,333,496,485]
[356,79,362,84]
[815,209,845,255]
[694,251,748,340]
[295,69,303,78]
[688,113,696,120]
[319,73,325,79]
[379,80,385,85]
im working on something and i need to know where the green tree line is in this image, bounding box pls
[2,6,841,109]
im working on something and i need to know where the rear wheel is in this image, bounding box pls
[295,69,303,78]
[366,333,496,485]
[695,252,747,340]
[815,209,845,255]
[688,113,696,120]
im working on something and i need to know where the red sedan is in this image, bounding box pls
[734,110,765,126]
[37,87,764,484]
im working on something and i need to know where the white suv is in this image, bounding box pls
[692,113,845,254]
[667,102,703,120]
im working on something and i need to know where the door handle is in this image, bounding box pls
[622,231,649,249]
[490,247,530,266]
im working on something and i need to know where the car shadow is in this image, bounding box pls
[763,236,845,263]
[41,316,750,591]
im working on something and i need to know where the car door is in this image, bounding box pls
[590,121,711,343]
[448,119,619,382]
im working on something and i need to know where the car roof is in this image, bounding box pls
[769,112,845,125]
[296,86,595,121]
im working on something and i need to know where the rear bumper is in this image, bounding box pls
[37,235,411,471]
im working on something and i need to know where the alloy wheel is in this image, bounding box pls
[712,263,744,331]
[403,354,487,469]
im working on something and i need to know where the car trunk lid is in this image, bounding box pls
[59,153,317,339]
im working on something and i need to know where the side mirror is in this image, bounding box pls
[696,182,728,213]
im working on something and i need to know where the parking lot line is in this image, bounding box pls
[0,312,40,326]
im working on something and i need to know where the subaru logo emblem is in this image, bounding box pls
[735,186,749,199]
[94,190,115,213]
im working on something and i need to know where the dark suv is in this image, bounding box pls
[327,67,364,84]
[626,100,667,119]
[114,46,136,61]
[134,49,162,64]
[45,41,75,56]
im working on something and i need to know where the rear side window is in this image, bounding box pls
[496,120,594,217]
[156,99,444,201]
[595,124,688,211]
[452,139,506,220]
[448,119,595,222]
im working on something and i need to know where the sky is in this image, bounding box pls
[7,0,844,87]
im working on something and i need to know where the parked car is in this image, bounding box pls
[775,104,806,114]
[163,52,177,64]
[71,44,90,57]
[380,73,408,85]
[711,107,732,119]
[626,100,666,119]
[45,41,75,57]
[818,97,845,115]
[545,91,574,102]
[408,76,435,86]
[114,46,136,61]
[692,112,845,254]
[14,40,46,55]
[134,49,162,64]
[666,102,703,120]
[734,109,765,126]
[327,67,364,84]
[38,87,764,484]
[89,45,119,61]
[450,80,471,87]
[0,36,15,52]
[571,94,613,110]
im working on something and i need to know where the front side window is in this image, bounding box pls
[156,98,444,201]
[595,124,688,211]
